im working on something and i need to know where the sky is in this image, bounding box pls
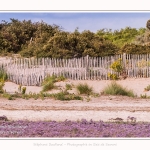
[0,12,149,32]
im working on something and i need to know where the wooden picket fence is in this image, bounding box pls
[1,53,150,86]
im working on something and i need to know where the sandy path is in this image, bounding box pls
[0,96,150,122]
[1,110,150,122]
[1,78,150,122]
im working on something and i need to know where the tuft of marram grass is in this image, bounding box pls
[76,83,93,95]
[42,75,66,92]
[0,81,4,93]
[65,84,72,90]
[0,67,8,82]
[42,75,56,85]
[102,81,135,97]
[42,81,54,92]
[53,91,82,101]
[56,75,66,82]
[42,75,56,92]
[144,85,150,91]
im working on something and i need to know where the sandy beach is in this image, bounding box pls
[1,78,150,122]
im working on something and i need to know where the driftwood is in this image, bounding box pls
[127,116,136,123]
[0,115,8,121]
[109,117,124,123]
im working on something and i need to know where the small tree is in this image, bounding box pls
[146,20,150,30]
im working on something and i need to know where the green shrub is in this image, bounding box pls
[108,58,124,80]
[42,81,54,92]
[102,81,135,97]
[32,93,39,100]
[140,94,150,99]
[42,75,57,85]
[76,83,93,95]
[0,81,4,93]
[144,85,150,91]
[65,84,72,90]
[0,67,8,82]
[38,92,45,100]
[72,95,82,100]
[3,93,14,100]
[8,95,13,100]
[108,73,119,80]
[1,89,83,101]
[42,75,56,92]
[21,87,26,94]
[56,75,66,82]
[91,92,100,97]
[52,91,82,101]
[42,75,66,92]
[110,58,123,73]
[54,92,66,100]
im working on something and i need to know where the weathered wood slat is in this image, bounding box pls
[1,54,150,86]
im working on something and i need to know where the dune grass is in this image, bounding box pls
[0,66,8,93]
[76,83,93,95]
[42,75,66,92]
[0,67,8,82]
[53,91,82,101]
[0,81,4,94]
[42,75,57,92]
[144,85,150,91]
[42,81,55,92]
[102,81,135,97]
[65,83,72,90]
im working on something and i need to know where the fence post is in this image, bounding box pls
[123,53,126,70]
[86,55,89,80]
[42,58,45,81]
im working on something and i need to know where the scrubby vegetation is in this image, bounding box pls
[0,18,150,58]
[65,83,72,90]
[108,58,124,80]
[140,94,150,99]
[0,90,83,101]
[0,67,8,94]
[102,81,135,97]
[52,91,82,101]
[42,81,55,92]
[21,87,26,94]
[144,85,150,91]
[42,75,65,92]
[76,83,93,95]
[0,67,8,82]
[0,81,4,94]
[0,74,83,101]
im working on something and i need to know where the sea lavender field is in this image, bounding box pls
[0,119,150,137]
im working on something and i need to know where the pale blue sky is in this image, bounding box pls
[0,12,149,32]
